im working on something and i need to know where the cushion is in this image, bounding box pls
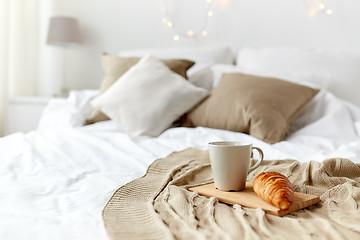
[90,54,208,138]
[184,73,319,143]
[38,90,98,130]
[85,53,195,125]
[211,64,330,89]
[118,46,234,90]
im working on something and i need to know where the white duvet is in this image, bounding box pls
[1,89,360,240]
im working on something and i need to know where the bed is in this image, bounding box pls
[1,46,360,239]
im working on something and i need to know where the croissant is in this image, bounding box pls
[253,172,294,210]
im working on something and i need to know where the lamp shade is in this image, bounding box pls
[47,16,81,46]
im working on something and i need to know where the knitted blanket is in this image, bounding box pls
[102,148,360,240]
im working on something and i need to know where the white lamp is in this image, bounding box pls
[47,16,81,97]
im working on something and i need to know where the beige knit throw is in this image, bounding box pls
[102,148,360,240]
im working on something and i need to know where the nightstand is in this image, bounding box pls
[4,96,51,136]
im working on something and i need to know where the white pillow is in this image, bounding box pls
[236,47,360,106]
[91,54,208,138]
[211,64,329,89]
[37,90,98,130]
[118,46,234,91]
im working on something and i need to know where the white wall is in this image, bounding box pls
[37,0,360,96]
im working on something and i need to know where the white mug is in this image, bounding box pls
[208,141,264,191]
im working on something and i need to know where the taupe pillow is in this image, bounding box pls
[85,53,195,125]
[184,73,319,143]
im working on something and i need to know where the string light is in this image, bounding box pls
[161,0,215,40]
[305,0,334,16]
[187,30,194,37]
[162,1,332,42]
[166,21,173,27]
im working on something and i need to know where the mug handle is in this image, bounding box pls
[248,146,264,172]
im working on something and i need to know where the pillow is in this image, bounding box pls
[90,54,208,138]
[118,46,234,90]
[211,64,330,89]
[37,90,98,130]
[183,73,319,144]
[85,53,195,125]
[236,47,360,106]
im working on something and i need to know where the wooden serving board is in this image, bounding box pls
[189,182,320,217]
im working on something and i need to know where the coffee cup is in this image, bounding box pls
[208,141,264,191]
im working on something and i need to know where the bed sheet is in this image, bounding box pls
[1,90,360,239]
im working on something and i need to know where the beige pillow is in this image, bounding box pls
[184,73,319,143]
[85,53,195,125]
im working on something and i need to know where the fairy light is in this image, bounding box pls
[166,21,173,27]
[187,30,194,37]
[305,0,334,16]
[161,0,215,40]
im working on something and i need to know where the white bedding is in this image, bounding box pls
[1,88,360,239]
